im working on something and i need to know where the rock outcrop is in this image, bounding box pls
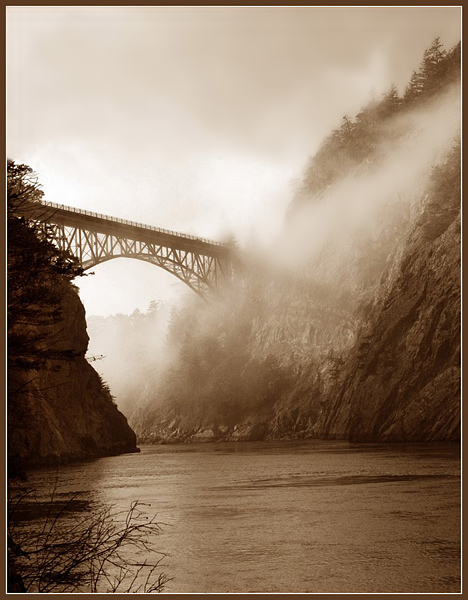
[8,283,139,469]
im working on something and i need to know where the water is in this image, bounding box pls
[18,440,460,593]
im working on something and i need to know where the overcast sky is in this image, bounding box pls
[7,6,461,315]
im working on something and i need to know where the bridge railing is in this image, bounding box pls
[39,200,223,247]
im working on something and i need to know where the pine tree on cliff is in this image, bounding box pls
[403,37,459,103]
[293,37,460,205]
[7,161,84,371]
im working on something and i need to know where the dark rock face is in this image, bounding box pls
[132,148,460,446]
[134,208,460,445]
[8,284,139,468]
[322,172,460,442]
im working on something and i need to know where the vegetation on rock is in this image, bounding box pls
[7,163,148,592]
[292,39,460,204]
[7,161,84,371]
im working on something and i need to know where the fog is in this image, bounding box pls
[6,7,460,417]
[274,84,460,272]
[85,80,460,417]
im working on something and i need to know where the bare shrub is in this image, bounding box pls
[8,485,170,593]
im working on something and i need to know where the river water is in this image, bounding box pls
[20,440,460,593]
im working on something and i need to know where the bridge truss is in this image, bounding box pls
[24,201,232,297]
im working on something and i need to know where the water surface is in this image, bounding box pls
[22,440,460,593]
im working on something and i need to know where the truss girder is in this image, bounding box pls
[46,223,229,296]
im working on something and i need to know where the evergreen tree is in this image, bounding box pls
[403,69,426,103]
[420,37,447,94]
[294,37,460,204]
[378,85,401,117]
[404,38,449,102]
[7,161,84,370]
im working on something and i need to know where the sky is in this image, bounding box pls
[7,6,461,316]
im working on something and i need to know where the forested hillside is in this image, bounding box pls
[96,39,460,445]
[292,38,460,204]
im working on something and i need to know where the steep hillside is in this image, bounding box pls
[131,138,460,445]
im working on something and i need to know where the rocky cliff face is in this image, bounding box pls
[322,151,460,442]
[132,143,460,446]
[8,283,139,469]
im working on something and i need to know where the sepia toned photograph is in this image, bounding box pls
[6,5,461,594]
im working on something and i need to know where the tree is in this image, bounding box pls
[293,37,460,208]
[378,85,401,117]
[420,37,447,94]
[404,38,450,103]
[403,69,426,103]
[7,161,84,371]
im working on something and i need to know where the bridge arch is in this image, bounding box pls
[80,254,224,298]
[21,201,232,297]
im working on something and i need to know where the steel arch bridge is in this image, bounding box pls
[21,201,232,297]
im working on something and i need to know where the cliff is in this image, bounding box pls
[130,137,460,446]
[322,149,460,441]
[8,281,139,469]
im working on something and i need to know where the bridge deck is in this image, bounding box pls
[24,200,228,257]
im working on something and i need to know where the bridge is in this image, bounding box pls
[21,200,232,296]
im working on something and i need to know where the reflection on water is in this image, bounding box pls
[19,440,460,593]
